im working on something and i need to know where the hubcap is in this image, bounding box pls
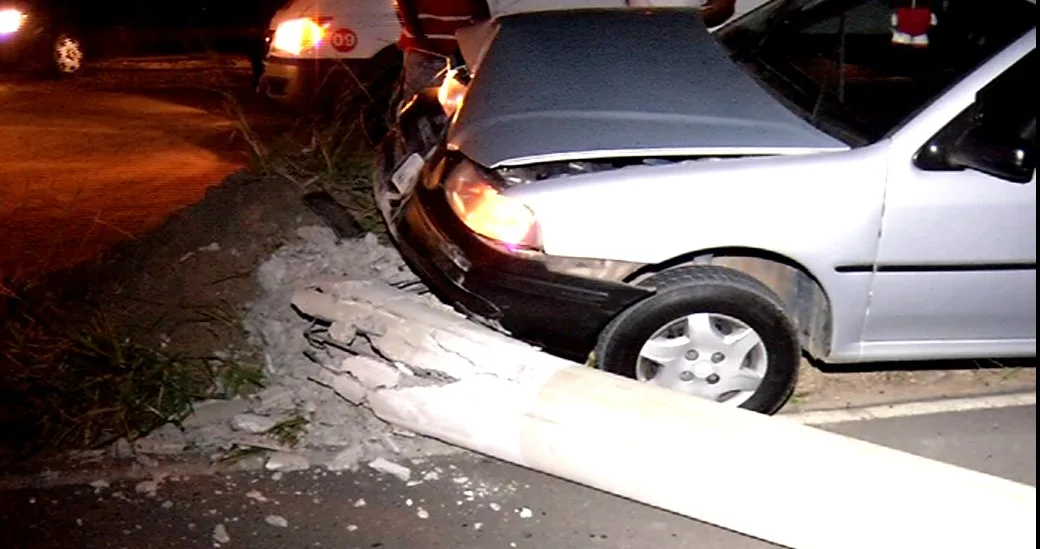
[636,313,767,406]
[54,35,83,74]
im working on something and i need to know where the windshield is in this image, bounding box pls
[717,0,1037,145]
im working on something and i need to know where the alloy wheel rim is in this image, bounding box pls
[636,312,768,406]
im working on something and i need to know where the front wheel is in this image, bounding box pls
[46,31,85,77]
[593,266,800,415]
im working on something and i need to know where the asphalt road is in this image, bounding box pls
[0,65,283,281]
[1,404,1033,549]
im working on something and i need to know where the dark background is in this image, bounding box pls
[32,0,291,57]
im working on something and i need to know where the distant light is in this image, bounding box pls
[0,8,26,35]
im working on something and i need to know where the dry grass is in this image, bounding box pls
[223,58,397,234]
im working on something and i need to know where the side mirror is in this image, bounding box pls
[946,126,1035,184]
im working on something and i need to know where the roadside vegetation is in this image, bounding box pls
[0,279,264,465]
[0,58,395,466]
[227,59,398,234]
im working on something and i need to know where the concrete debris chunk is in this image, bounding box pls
[342,355,402,390]
[110,437,134,459]
[213,524,231,544]
[231,413,279,434]
[313,399,354,426]
[252,386,296,415]
[134,480,160,498]
[328,322,358,346]
[265,515,289,528]
[367,457,411,482]
[183,399,251,429]
[225,433,292,452]
[221,233,456,462]
[134,423,187,455]
[265,452,311,472]
[245,489,269,503]
[314,372,366,405]
[324,446,365,472]
[381,433,402,454]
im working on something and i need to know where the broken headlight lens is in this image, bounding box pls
[437,66,469,119]
[444,159,541,250]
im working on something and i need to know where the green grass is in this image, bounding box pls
[0,284,263,463]
[266,415,309,448]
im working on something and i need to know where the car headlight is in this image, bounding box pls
[437,66,469,118]
[444,159,541,250]
[270,18,328,55]
[0,8,26,35]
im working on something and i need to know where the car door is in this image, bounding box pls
[862,46,1036,358]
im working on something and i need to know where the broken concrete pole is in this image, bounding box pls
[292,280,1036,549]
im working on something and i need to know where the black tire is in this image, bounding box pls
[593,265,799,414]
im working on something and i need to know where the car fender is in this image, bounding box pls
[510,143,893,358]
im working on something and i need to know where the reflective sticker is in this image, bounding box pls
[330,28,358,52]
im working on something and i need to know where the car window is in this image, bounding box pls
[718,0,1037,146]
[974,49,1035,143]
[914,49,1036,176]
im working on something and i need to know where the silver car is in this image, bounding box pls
[376,1,1036,414]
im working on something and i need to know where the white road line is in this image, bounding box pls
[783,392,1037,426]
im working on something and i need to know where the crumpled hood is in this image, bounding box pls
[448,8,848,168]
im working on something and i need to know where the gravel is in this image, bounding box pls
[265,514,289,528]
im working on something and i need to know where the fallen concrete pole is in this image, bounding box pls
[293,279,1036,549]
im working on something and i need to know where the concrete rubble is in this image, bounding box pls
[367,457,412,482]
[127,227,459,472]
[212,523,230,544]
[265,515,289,528]
[263,247,1038,549]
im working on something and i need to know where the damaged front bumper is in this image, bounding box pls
[374,128,652,361]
